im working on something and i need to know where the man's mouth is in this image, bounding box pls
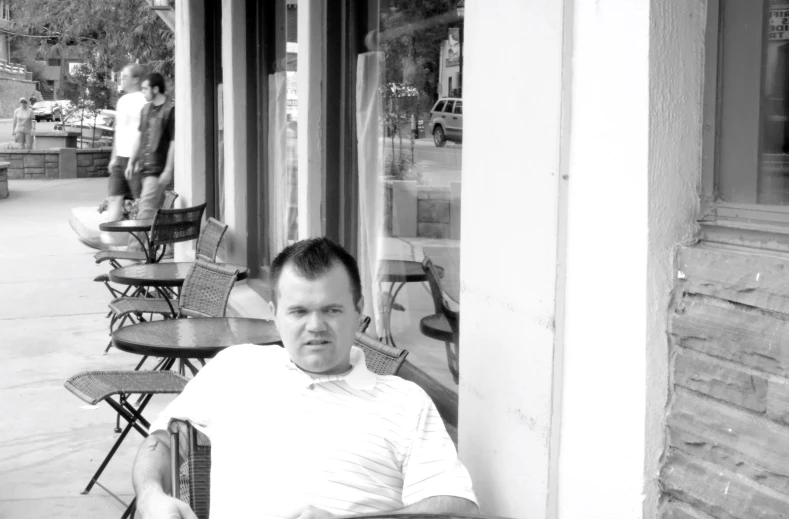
[304,339,331,346]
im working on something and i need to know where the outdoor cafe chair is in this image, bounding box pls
[63,369,189,517]
[93,190,180,269]
[195,217,229,262]
[164,332,408,519]
[419,256,460,384]
[108,260,240,370]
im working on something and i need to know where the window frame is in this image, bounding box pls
[700,0,789,246]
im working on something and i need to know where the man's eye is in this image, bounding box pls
[328,308,343,314]
[291,309,306,316]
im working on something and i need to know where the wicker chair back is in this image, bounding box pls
[162,190,179,210]
[168,332,408,519]
[150,204,207,250]
[178,259,239,318]
[195,218,229,262]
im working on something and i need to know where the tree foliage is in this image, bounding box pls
[8,0,174,80]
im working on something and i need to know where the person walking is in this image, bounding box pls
[102,64,147,245]
[126,72,175,229]
[11,98,35,150]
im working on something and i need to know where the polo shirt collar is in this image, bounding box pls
[285,345,378,390]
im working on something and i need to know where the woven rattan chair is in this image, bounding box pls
[419,256,460,384]
[108,261,240,367]
[64,370,189,514]
[95,200,203,268]
[195,217,229,262]
[93,191,179,268]
[166,332,408,519]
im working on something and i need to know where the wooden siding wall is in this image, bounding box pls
[661,244,789,518]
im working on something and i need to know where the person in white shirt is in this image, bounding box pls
[103,64,147,243]
[133,238,479,519]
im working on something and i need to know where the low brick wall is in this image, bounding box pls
[0,162,8,199]
[0,149,110,179]
[384,180,461,240]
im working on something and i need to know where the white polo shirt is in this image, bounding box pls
[114,91,147,158]
[150,344,477,519]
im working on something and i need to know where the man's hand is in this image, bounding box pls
[285,505,337,519]
[158,170,173,188]
[137,487,198,519]
[125,160,135,181]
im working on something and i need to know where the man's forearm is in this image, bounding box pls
[394,496,479,515]
[128,134,141,166]
[163,141,175,176]
[132,431,172,503]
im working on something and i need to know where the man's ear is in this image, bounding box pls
[356,296,364,315]
[269,300,277,317]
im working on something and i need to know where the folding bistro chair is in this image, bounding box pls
[166,332,408,519]
[93,191,180,269]
[110,260,240,371]
[419,256,460,383]
[195,217,229,262]
[64,370,189,515]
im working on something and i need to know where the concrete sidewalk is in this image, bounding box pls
[0,178,176,518]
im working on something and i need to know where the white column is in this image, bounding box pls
[221,0,249,264]
[557,0,651,518]
[458,1,567,517]
[174,0,207,261]
[297,0,325,239]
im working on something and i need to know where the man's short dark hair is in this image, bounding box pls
[143,72,166,94]
[270,237,362,309]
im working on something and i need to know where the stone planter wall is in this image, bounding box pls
[0,149,109,180]
[384,180,461,240]
[0,162,8,199]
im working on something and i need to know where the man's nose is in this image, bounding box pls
[306,311,328,331]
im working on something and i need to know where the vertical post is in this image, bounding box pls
[174,0,208,261]
[297,0,326,239]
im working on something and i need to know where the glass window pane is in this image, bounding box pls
[356,0,465,420]
[454,101,462,114]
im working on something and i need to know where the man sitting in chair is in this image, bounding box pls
[133,237,478,519]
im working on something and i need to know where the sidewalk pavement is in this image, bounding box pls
[0,178,176,518]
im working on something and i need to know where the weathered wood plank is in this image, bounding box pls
[660,449,789,519]
[677,245,789,314]
[670,295,789,377]
[673,347,767,412]
[668,387,789,495]
[660,499,718,519]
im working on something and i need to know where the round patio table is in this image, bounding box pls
[376,259,444,346]
[99,218,155,261]
[112,317,281,360]
[108,262,249,288]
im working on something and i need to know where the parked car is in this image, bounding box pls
[32,100,65,122]
[55,109,116,148]
[427,97,463,147]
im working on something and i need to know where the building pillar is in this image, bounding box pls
[220,0,249,265]
[458,1,566,517]
[174,0,208,261]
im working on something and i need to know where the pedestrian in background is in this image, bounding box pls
[12,98,35,150]
[102,63,147,245]
[126,72,175,229]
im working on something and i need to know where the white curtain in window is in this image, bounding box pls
[356,52,385,336]
[268,71,291,260]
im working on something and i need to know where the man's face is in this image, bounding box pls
[141,80,155,102]
[271,262,361,376]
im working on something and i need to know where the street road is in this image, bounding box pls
[383,137,462,186]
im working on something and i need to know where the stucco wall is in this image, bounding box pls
[647,1,705,517]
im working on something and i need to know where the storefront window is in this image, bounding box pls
[358,0,464,413]
[716,0,789,205]
[266,0,299,259]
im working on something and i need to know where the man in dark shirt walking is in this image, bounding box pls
[126,72,175,228]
